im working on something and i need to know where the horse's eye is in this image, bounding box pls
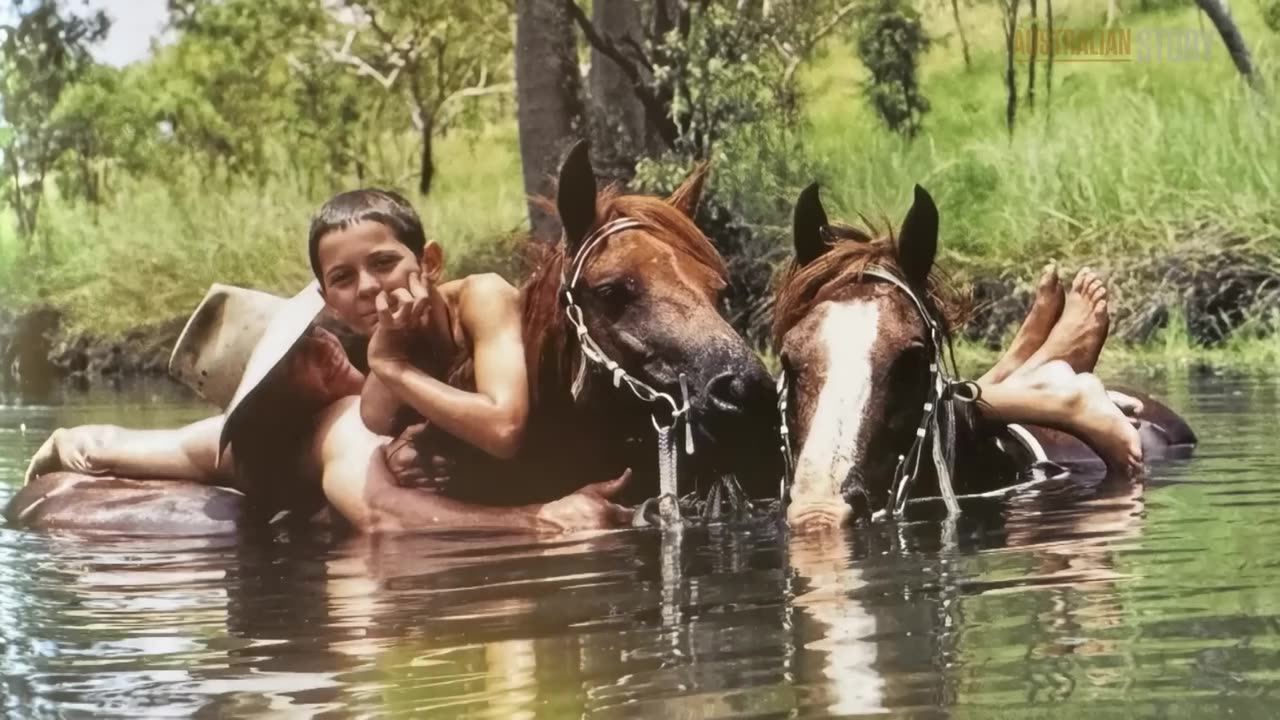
[590,279,635,307]
[893,343,929,378]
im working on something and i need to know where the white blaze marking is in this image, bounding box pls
[791,302,880,506]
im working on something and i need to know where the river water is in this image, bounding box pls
[0,371,1277,718]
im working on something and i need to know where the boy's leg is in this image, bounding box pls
[1008,268,1112,379]
[978,264,1065,385]
[976,361,1143,477]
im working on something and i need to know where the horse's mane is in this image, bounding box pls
[771,221,969,348]
[518,170,727,405]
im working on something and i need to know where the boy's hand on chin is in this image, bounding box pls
[368,273,431,373]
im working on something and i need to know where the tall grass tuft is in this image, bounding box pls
[0,125,527,335]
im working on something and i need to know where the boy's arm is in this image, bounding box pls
[24,415,235,485]
[367,274,529,459]
[359,372,402,436]
[314,397,629,533]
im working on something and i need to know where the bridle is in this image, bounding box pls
[775,264,981,519]
[560,217,695,529]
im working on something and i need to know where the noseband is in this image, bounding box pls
[560,217,694,528]
[776,265,980,519]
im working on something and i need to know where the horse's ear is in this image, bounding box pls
[793,182,831,267]
[557,139,598,254]
[666,162,709,218]
[896,184,939,286]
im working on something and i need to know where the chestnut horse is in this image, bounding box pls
[414,141,783,510]
[7,143,783,532]
[773,183,1197,524]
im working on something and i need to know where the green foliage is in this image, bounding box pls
[327,0,516,194]
[1,0,1277,361]
[631,0,840,342]
[2,124,526,335]
[856,0,932,137]
[0,0,109,245]
[808,0,1280,349]
[1263,0,1280,33]
[647,2,795,161]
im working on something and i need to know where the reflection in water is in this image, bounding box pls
[788,528,884,715]
[2,372,1280,716]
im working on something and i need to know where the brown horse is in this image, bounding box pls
[420,141,783,510]
[8,143,783,532]
[773,183,1196,524]
[6,473,246,536]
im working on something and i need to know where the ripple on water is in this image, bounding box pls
[0,373,1278,717]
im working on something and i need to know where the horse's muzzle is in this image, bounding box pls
[787,500,854,529]
[691,366,783,496]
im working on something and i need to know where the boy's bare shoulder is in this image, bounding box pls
[459,273,519,305]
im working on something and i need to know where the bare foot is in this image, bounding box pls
[980,264,1065,385]
[1012,268,1110,377]
[1108,390,1144,417]
[1060,374,1144,477]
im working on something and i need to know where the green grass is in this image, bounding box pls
[801,0,1279,272]
[794,0,1280,363]
[0,122,527,335]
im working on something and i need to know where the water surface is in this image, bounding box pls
[1,371,1278,718]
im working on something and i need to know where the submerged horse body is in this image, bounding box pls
[774,183,1196,524]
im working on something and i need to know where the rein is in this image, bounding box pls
[560,217,694,529]
[776,265,981,519]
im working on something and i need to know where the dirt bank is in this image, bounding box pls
[0,308,187,389]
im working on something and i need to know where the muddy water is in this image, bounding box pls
[0,372,1277,717]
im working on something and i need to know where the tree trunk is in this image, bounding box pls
[1106,0,1118,27]
[588,0,647,183]
[1194,0,1261,89]
[1027,0,1037,111]
[653,0,678,37]
[417,115,435,196]
[1045,0,1054,127]
[950,0,972,70]
[515,0,586,240]
[1003,0,1020,137]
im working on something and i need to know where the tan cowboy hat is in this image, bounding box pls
[168,281,326,457]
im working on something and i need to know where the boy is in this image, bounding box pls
[308,189,529,463]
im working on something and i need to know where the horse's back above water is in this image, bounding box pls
[1022,387,1199,466]
[5,473,246,536]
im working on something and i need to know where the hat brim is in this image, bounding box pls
[217,281,326,459]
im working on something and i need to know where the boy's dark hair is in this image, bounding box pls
[308,189,426,282]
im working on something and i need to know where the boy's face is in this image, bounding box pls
[316,220,439,336]
[277,326,365,403]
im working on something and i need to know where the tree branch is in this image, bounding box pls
[810,1,861,48]
[780,1,861,86]
[561,0,678,149]
[324,29,402,90]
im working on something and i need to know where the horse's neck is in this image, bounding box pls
[948,403,1028,492]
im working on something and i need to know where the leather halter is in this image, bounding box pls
[560,217,693,527]
[776,265,980,518]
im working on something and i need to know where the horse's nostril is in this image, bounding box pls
[702,369,777,417]
[705,372,740,410]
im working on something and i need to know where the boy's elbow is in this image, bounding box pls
[489,421,525,460]
[360,402,392,437]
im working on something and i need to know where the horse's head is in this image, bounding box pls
[526,142,781,497]
[774,183,956,526]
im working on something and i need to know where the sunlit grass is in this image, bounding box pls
[0,125,527,335]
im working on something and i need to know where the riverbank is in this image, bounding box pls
[3,259,1275,394]
[1,0,1275,367]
